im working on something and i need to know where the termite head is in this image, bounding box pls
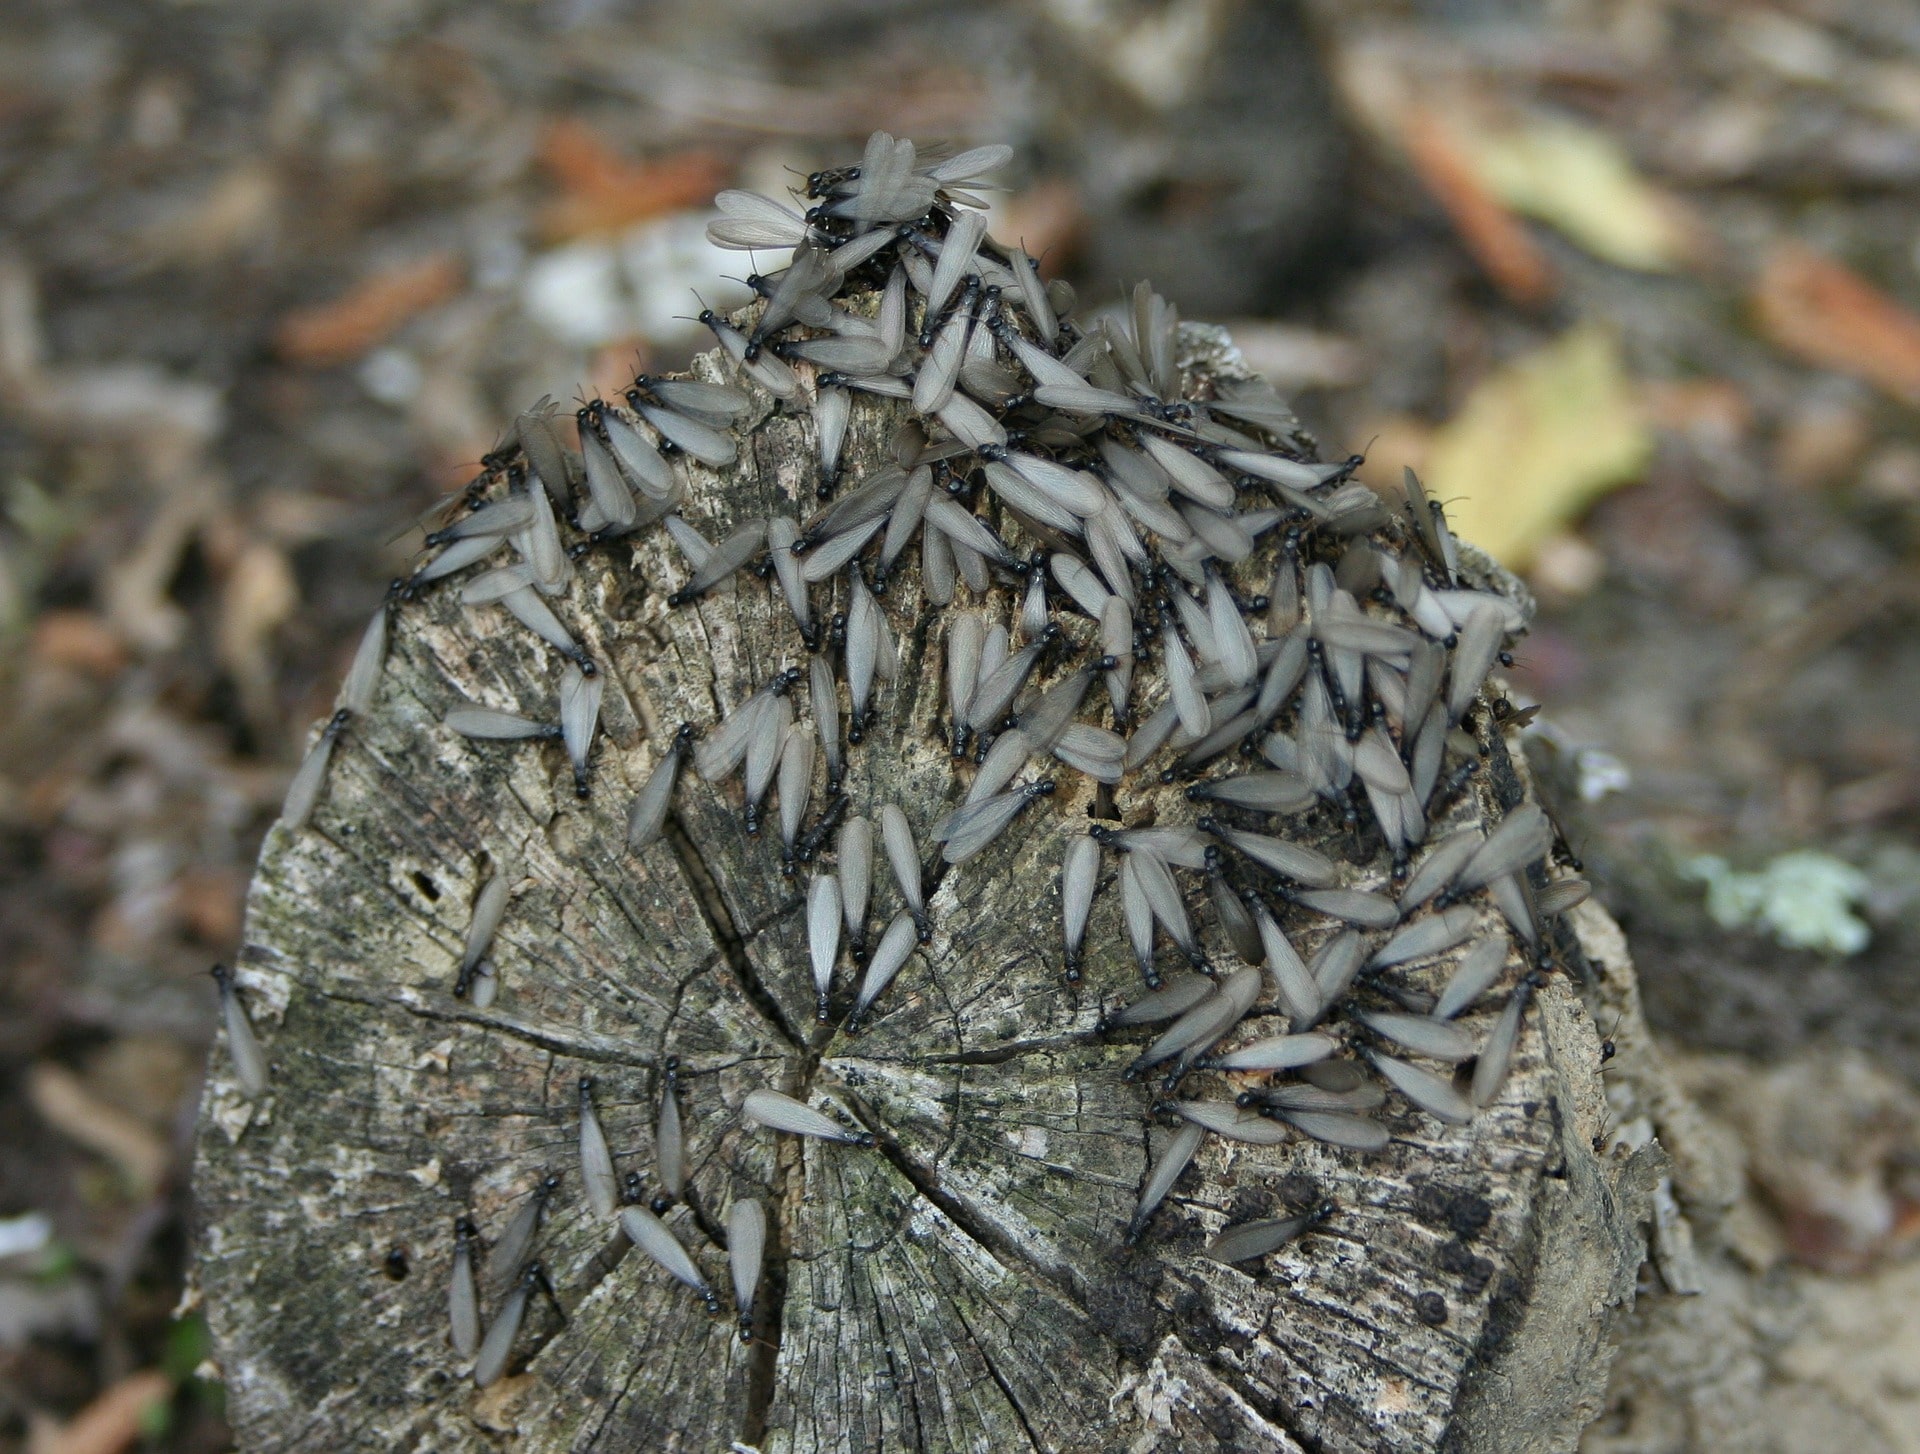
[527,1262,565,1321]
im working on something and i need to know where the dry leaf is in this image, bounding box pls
[992,178,1086,277]
[588,339,650,407]
[1463,117,1694,272]
[1427,324,1650,568]
[1776,398,1870,489]
[218,541,299,739]
[101,492,206,653]
[1350,414,1435,494]
[1639,377,1752,446]
[31,611,127,676]
[1755,243,1920,405]
[174,865,246,945]
[275,253,463,366]
[1400,105,1555,305]
[27,1063,170,1193]
[138,162,281,268]
[538,122,727,241]
[27,1370,171,1454]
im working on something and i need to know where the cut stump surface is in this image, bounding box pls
[194,328,1650,1454]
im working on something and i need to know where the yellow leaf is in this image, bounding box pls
[1465,117,1690,272]
[1427,324,1649,568]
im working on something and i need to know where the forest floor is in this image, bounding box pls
[1,0,1916,1449]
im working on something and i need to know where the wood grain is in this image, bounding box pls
[193,333,1649,1453]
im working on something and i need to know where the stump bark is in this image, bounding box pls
[192,333,1656,1453]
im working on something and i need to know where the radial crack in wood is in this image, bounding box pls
[195,270,1651,1450]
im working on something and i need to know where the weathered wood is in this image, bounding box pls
[192,326,1650,1452]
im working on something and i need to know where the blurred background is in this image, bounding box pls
[2,0,1918,1449]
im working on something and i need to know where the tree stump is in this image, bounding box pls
[192,183,1653,1452]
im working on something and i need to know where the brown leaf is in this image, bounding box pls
[1775,397,1870,489]
[538,122,727,241]
[1755,243,1920,405]
[101,492,206,653]
[28,1370,171,1454]
[30,612,127,676]
[138,162,281,268]
[993,179,1086,276]
[175,865,246,945]
[588,338,651,406]
[275,253,464,366]
[28,1063,171,1193]
[218,541,299,741]
[1400,105,1555,306]
[1639,377,1753,447]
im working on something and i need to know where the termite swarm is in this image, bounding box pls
[247,130,1581,1404]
